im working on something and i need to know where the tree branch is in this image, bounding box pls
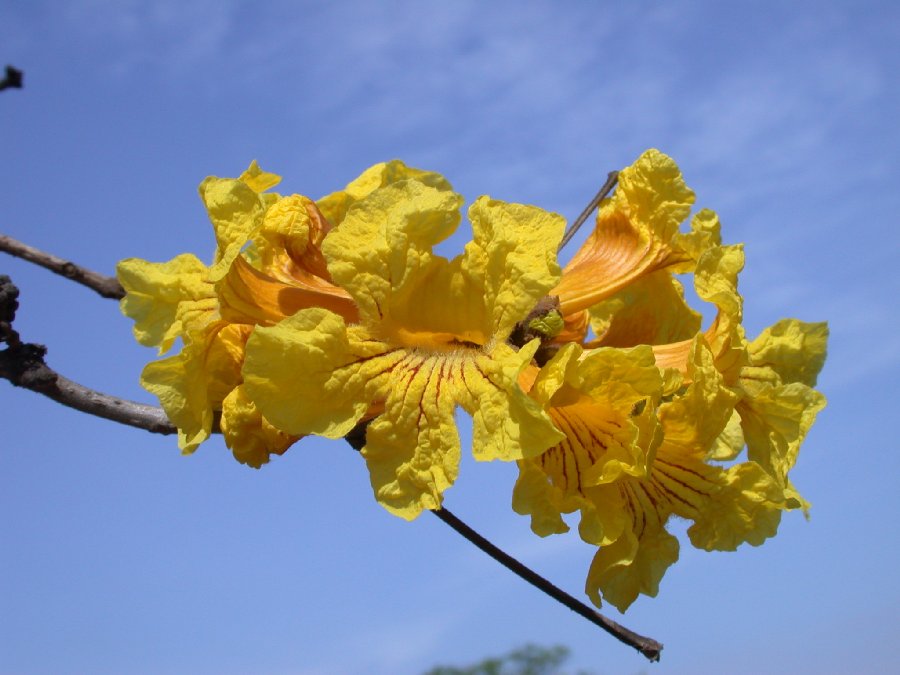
[0,234,125,299]
[3,238,664,662]
[432,507,662,662]
[1,275,174,433]
[345,422,663,662]
[558,171,619,252]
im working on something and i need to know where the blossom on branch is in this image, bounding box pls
[511,150,827,610]
[118,149,827,612]
[116,160,437,466]
[243,176,567,519]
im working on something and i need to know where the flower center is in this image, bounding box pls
[390,326,485,353]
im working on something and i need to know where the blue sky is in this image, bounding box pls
[1,1,898,673]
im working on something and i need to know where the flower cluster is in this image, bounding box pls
[119,150,827,611]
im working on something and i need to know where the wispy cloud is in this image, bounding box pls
[60,0,236,76]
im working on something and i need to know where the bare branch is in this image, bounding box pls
[344,421,663,662]
[558,171,619,252]
[1,274,173,433]
[433,507,663,662]
[0,234,125,299]
[3,239,665,661]
[6,359,178,434]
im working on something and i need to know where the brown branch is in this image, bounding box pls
[433,507,663,662]
[3,355,178,434]
[558,171,619,252]
[4,241,664,662]
[1,273,173,434]
[1,275,175,433]
[345,422,662,662]
[0,234,125,299]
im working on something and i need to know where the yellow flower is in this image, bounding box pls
[119,161,434,465]
[243,177,566,519]
[515,336,789,612]
[555,149,827,512]
[512,149,827,611]
[729,318,828,510]
[552,149,721,344]
[649,244,828,509]
[512,342,665,541]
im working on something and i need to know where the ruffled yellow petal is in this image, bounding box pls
[513,459,571,536]
[323,181,564,348]
[686,461,786,551]
[199,168,278,282]
[642,341,789,551]
[736,379,826,510]
[588,271,702,348]
[732,319,828,508]
[658,338,738,457]
[525,342,581,408]
[585,509,680,612]
[239,160,281,194]
[747,319,828,387]
[243,308,396,439]
[141,322,251,453]
[672,207,722,264]
[553,149,697,316]
[362,353,464,519]
[117,254,216,353]
[462,340,564,462]
[316,160,453,227]
[220,385,298,468]
[463,197,565,341]
[141,347,211,453]
[694,244,744,327]
[709,410,745,461]
[362,342,561,519]
[322,180,466,333]
[650,244,748,378]
[254,194,335,283]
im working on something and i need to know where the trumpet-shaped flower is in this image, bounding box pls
[515,336,790,612]
[552,149,722,344]
[119,150,827,617]
[243,178,567,519]
[649,244,827,508]
[119,160,440,466]
[557,149,827,513]
[513,150,827,611]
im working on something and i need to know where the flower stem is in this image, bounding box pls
[345,421,662,662]
[557,171,619,252]
[432,506,662,662]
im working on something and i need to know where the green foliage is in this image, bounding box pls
[423,643,578,675]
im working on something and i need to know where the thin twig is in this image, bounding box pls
[0,234,125,299]
[345,423,662,662]
[557,171,619,252]
[432,507,663,662]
